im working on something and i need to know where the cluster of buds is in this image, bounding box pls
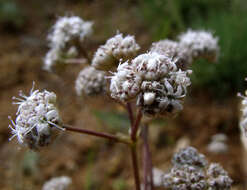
[163,147,232,190]
[92,33,140,71]
[150,30,219,70]
[75,66,107,96]
[9,87,62,150]
[110,52,192,116]
[178,29,219,62]
[44,16,93,71]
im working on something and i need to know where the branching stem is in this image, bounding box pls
[62,124,129,144]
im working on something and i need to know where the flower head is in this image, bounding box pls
[178,29,219,62]
[172,146,207,168]
[92,33,140,71]
[48,16,93,49]
[110,61,142,101]
[150,39,193,70]
[163,147,232,190]
[44,16,93,71]
[75,66,107,96]
[110,52,191,116]
[9,85,62,150]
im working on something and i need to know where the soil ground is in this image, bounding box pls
[0,1,245,189]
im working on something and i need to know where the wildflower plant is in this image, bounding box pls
[8,15,231,190]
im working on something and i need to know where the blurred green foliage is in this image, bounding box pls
[113,178,128,190]
[92,110,129,132]
[0,0,24,30]
[138,0,247,96]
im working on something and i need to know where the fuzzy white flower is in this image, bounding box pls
[48,16,93,49]
[75,66,107,96]
[110,61,142,101]
[92,33,140,71]
[110,52,191,116]
[206,163,233,190]
[42,176,72,190]
[132,52,177,80]
[163,147,232,190]
[150,40,179,57]
[178,29,219,62]
[150,40,193,70]
[44,16,93,71]
[9,86,62,149]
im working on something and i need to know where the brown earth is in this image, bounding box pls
[0,1,244,189]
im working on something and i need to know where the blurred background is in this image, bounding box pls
[0,0,246,189]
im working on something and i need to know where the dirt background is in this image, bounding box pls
[0,0,245,189]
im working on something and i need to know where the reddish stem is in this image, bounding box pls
[131,109,143,141]
[126,102,134,126]
[131,145,141,190]
[142,125,153,190]
[62,124,127,144]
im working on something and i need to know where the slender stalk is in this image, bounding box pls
[142,125,153,190]
[127,108,142,190]
[62,124,129,144]
[126,102,134,126]
[131,109,143,141]
[131,144,141,190]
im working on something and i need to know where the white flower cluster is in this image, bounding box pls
[172,146,207,167]
[150,39,193,70]
[150,30,219,70]
[9,87,61,149]
[75,66,107,96]
[110,52,191,116]
[42,176,71,190]
[163,147,232,190]
[178,29,219,62]
[44,16,93,71]
[92,33,140,71]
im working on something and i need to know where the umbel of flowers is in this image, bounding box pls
[8,15,228,190]
[9,86,62,150]
[162,147,232,190]
[110,52,192,116]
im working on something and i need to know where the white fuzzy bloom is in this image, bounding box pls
[75,66,107,96]
[178,29,219,62]
[107,33,140,60]
[44,16,93,71]
[92,33,140,71]
[162,147,232,190]
[135,52,191,116]
[132,52,177,80]
[9,86,62,150]
[91,46,116,71]
[150,40,193,70]
[42,176,72,190]
[48,16,93,49]
[206,163,233,190]
[150,40,180,58]
[110,52,191,116]
[110,62,142,101]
